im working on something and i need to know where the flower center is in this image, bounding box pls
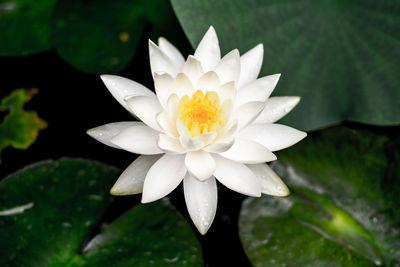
[178,90,223,137]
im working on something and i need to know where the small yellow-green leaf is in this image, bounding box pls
[0,88,47,161]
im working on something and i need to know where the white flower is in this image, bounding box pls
[87,26,306,234]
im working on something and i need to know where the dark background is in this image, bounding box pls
[0,23,253,267]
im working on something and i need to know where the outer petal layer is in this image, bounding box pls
[238,123,307,152]
[247,163,290,196]
[184,174,217,235]
[213,155,261,197]
[158,37,185,70]
[110,155,161,195]
[142,154,186,203]
[110,124,163,155]
[87,121,141,149]
[126,95,163,131]
[100,75,154,113]
[238,44,263,88]
[194,26,221,72]
[185,150,216,181]
[254,96,300,124]
[219,138,276,164]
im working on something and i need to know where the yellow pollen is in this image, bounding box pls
[178,90,223,137]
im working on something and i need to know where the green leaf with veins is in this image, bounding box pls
[0,158,203,266]
[239,126,400,266]
[0,88,47,162]
[171,0,400,130]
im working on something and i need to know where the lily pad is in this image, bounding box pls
[0,158,203,266]
[239,127,400,266]
[52,0,183,74]
[171,0,400,130]
[0,88,47,163]
[0,0,57,56]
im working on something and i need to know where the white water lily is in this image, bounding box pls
[87,26,306,234]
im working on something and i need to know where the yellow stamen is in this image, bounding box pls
[178,90,225,137]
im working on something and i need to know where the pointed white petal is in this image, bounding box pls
[217,81,236,102]
[142,154,186,203]
[185,150,216,181]
[110,124,163,155]
[235,74,281,107]
[247,164,290,196]
[87,121,141,149]
[219,138,276,164]
[194,26,221,72]
[214,49,240,84]
[158,37,185,69]
[238,123,307,152]
[238,44,263,88]
[196,71,221,93]
[158,134,186,154]
[203,137,235,153]
[184,173,217,235]
[149,40,178,77]
[156,111,178,137]
[154,72,174,108]
[174,73,196,97]
[110,155,161,195]
[100,75,155,113]
[254,96,301,124]
[125,95,163,131]
[231,101,265,130]
[167,94,180,121]
[180,132,217,151]
[182,55,204,85]
[213,155,261,197]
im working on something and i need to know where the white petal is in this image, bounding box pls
[219,138,277,164]
[182,55,204,85]
[231,101,265,130]
[217,81,236,102]
[110,124,163,155]
[176,119,191,136]
[149,40,178,77]
[174,73,196,97]
[125,95,163,131]
[154,72,174,108]
[100,75,155,113]
[235,74,281,107]
[238,44,263,88]
[110,155,161,195]
[180,132,217,151]
[185,150,216,181]
[167,94,180,121]
[214,49,240,84]
[194,26,221,72]
[142,154,186,203]
[156,111,178,137]
[254,96,301,124]
[87,121,141,149]
[184,173,217,235]
[238,123,307,152]
[247,164,290,196]
[196,71,221,93]
[203,137,235,153]
[158,37,185,69]
[213,155,261,197]
[158,134,186,154]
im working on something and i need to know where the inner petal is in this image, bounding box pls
[178,90,226,137]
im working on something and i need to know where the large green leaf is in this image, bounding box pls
[52,0,181,74]
[0,0,57,56]
[0,88,47,163]
[171,0,400,130]
[239,127,400,266]
[0,158,203,266]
